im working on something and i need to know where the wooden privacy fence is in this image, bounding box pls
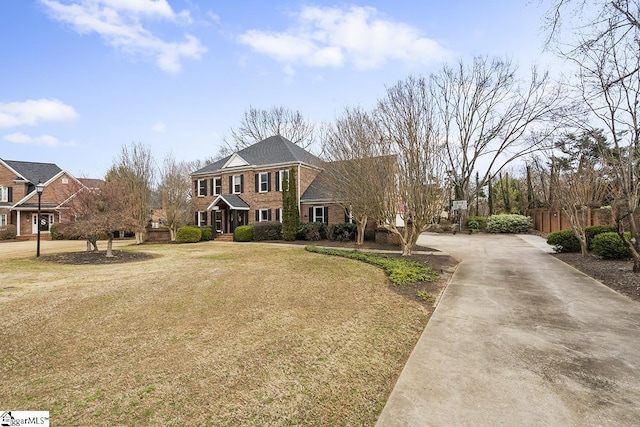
[526,207,614,234]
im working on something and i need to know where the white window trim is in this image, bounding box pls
[0,186,7,203]
[197,179,206,197]
[259,172,269,193]
[213,177,222,196]
[197,211,207,226]
[233,175,242,194]
[258,209,270,222]
[0,213,7,227]
[313,206,325,223]
[277,208,283,223]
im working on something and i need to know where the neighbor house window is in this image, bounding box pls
[0,186,8,203]
[256,209,271,222]
[213,177,222,195]
[197,179,207,197]
[197,211,207,226]
[0,214,6,227]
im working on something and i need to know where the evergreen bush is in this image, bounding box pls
[546,229,581,253]
[584,225,616,249]
[234,225,254,242]
[466,215,487,230]
[328,222,357,241]
[176,226,202,243]
[296,222,327,241]
[486,214,532,233]
[200,227,213,241]
[253,221,282,241]
[590,232,632,259]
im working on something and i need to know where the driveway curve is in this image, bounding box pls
[377,233,640,426]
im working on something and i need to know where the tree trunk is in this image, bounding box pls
[86,240,92,252]
[356,216,367,246]
[106,233,114,257]
[169,226,176,242]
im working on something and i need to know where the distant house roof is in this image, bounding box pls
[78,178,104,189]
[2,159,62,184]
[192,135,321,176]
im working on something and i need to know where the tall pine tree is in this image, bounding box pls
[282,167,300,241]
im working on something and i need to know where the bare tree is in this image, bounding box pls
[221,106,316,154]
[159,155,193,241]
[566,28,640,270]
[375,76,447,256]
[430,56,564,206]
[321,107,390,245]
[108,142,156,244]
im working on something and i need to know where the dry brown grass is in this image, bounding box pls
[0,241,430,425]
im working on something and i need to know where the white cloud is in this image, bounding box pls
[238,5,450,71]
[40,0,206,73]
[4,132,75,147]
[0,99,78,128]
[152,121,166,132]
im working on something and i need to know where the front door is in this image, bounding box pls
[32,213,52,234]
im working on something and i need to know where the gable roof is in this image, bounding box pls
[207,194,250,211]
[193,135,321,176]
[2,159,62,184]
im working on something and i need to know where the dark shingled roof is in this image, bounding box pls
[210,194,250,210]
[193,135,321,175]
[3,159,62,184]
[301,172,332,201]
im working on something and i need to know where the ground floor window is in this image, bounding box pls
[197,211,207,226]
[310,206,329,224]
[0,213,6,227]
[256,209,271,222]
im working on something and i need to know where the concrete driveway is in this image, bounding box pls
[377,233,640,426]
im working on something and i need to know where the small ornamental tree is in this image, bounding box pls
[282,167,300,241]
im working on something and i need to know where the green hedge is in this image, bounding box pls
[328,222,357,241]
[176,226,202,243]
[547,229,580,253]
[234,225,254,242]
[296,222,327,241]
[486,214,532,233]
[591,232,632,259]
[253,221,282,241]
[305,246,437,286]
[466,216,487,231]
[584,225,616,249]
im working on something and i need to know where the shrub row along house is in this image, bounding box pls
[190,135,352,235]
[0,158,87,238]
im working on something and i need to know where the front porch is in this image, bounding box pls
[207,194,250,236]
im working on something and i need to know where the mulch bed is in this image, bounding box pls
[39,250,156,265]
[554,253,640,302]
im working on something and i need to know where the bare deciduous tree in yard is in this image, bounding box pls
[431,56,564,205]
[159,155,194,241]
[376,76,447,256]
[322,107,390,245]
[108,142,156,244]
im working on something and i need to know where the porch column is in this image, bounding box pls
[16,211,21,236]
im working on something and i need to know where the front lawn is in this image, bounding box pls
[0,242,430,425]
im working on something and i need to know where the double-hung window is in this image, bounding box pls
[278,170,290,191]
[257,208,271,222]
[197,211,207,226]
[310,206,328,224]
[233,175,243,194]
[213,177,222,195]
[197,179,207,197]
[0,186,8,203]
[258,172,269,193]
[0,214,7,227]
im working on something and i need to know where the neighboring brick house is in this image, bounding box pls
[191,135,349,235]
[0,158,84,237]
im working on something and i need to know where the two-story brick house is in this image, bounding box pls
[0,158,83,238]
[191,135,351,235]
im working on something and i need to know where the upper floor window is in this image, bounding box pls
[197,179,207,197]
[213,177,222,196]
[278,170,290,192]
[232,175,244,194]
[257,172,270,193]
[0,186,7,202]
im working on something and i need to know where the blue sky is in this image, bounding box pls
[0,0,560,178]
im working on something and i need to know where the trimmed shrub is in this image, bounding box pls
[176,226,202,243]
[486,214,532,233]
[0,224,17,240]
[296,222,327,241]
[466,216,487,231]
[253,221,282,241]
[547,229,581,253]
[584,225,616,249]
[328,222,357,241]
[305,246,438,286]
[49,223,64,240]
[591,232,632,259]
[200,227,213,241]
[234,225,254,242]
